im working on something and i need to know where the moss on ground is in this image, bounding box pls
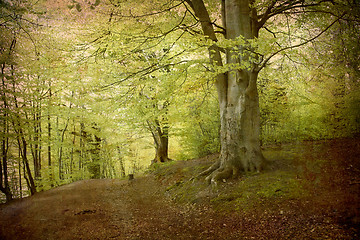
[210,170,309,212]
[152,150,311,214]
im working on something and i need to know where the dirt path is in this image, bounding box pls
[0,176,225,240]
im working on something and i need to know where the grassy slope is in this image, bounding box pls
[150,138,360,239]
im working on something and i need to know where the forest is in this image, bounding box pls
[0,0,359,203]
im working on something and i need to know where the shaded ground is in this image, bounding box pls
[0,138,359,239]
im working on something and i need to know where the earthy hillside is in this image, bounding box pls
[0,138,359,239]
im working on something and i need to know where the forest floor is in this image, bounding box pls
[0,138,359,239]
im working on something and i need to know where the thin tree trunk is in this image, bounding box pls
[18,152,22,199]
[10,65,37,195]
[1,63,13,202]
[47,86,52,166]
[117,147,126,177]
[89,133,101,179]
[80,122,85,170]
[17,134,37,195]
[0,117,13,202]
[70,123,76,175]
[30,104,41,179]
[11,117,37,195]
[47,105,54,185]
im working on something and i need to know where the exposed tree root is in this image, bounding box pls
[151,157,173,165]
[197,160,221,178]
[196,150,265,185]
[196,160,239,185]
[205,167,234,185]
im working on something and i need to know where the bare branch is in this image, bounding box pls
[258,0,277,29]
[258,12,346,71]
[212,21,226,36]
[258,0,334,28]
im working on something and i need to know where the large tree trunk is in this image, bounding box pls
[154,136,169,163]
[149,119,171,164]
[189,0,264,183]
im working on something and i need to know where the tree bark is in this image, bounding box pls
[188,0,265,183]
[30,105,42,179]
[89,132,102,179]
[16,134,37,195]
[149,119,171,163]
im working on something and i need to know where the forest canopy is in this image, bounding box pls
[0,0,359,201]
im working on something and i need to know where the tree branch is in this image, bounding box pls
[258,0,277,29]
[258,0,334,28]
[258,12,345,71]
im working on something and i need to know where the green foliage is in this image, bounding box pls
[176,88,220,159]
[258,7,360,144]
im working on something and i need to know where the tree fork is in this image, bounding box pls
[187,0,265,184]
